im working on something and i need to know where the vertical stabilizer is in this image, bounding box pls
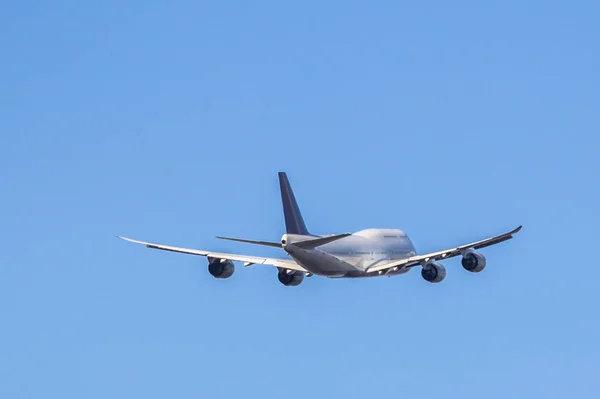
[278,172,310,235]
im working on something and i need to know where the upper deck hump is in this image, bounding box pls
[353,228,408,239]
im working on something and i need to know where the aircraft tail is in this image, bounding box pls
[215,236,282,248]
[293,233,351,249]
[215,233,351,249]
[278,172,311,235]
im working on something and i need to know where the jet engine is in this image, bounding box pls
[421,261,446,283]
[277,269,305,286]
[208,259,235,279]
[461,251,487,273]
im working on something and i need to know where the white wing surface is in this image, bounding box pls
[366,225,522,274]
[118,236,306,272]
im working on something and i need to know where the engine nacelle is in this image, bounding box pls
[421,261,446,283]
[277,269,305,286]
[461,251,487,273]
[208,259,235,279]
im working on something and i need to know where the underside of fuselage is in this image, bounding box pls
[283,228,417,278]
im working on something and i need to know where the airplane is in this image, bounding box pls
[118,172,522,286]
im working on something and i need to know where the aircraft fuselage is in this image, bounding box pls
[282,228,417,277]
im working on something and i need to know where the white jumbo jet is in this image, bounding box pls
[119,172,522,286]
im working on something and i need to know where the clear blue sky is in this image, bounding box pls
[1,1,599,397]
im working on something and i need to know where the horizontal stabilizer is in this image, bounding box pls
[216,236,283,248]
[293,233,352,249]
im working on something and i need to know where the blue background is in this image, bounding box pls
[1,1,599,397]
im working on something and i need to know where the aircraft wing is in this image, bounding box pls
[117,236,307,272]
[366,225,522,275]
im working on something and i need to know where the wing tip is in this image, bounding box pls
[117,235,148,245]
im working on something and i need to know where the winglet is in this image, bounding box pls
[117,235,142,244]
[117,235,154,248]
[470,225,523,250]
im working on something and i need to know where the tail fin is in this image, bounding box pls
[278,172,310,235]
